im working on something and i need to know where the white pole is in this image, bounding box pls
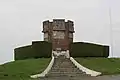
[109,0,113,57]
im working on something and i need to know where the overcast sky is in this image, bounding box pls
[0,0,120,64]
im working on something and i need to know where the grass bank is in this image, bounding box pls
[75,58,120,75]
[0,58,50,80]
[1,57,120,80]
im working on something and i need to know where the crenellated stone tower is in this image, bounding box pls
[42,19,75,57]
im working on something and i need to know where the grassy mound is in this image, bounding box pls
[75,58,120,75]
[0,58,50,80]
[1,57,120,80]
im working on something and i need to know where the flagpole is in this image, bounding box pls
[109,0,113,57]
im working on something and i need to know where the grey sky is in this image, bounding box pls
[0,0,120,64]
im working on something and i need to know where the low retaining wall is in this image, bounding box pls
[30,56,54,78]
[70,57,102,76]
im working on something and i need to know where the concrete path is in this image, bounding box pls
[39,75,120,80]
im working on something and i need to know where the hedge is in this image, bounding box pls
[14,45,34,60]
[14,41,52,60]
[32,41,52,58]
[70,42,109,57]
[14,41,109,60]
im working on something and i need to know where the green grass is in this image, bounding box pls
[75,58,120,75]
[0,58,51,80]
[1,57,120,80]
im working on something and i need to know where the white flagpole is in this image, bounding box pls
[109,0,113,57]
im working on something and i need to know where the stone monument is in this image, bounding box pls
[42,19,75,58]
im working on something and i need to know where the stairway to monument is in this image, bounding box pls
[45,55,90,77]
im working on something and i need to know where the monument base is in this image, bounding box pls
[52,50,70,58]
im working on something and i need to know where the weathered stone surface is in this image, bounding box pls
[42,19,74,51]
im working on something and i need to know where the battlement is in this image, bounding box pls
[43,19,73,23]
[43,19,74,32]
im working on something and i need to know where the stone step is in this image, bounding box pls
[52,64,75,67]
[46,73,89,77]
[53,62,76,67]
[52,65,76,67]
[50,71,84,74]
[46,55,89,77]
[51,68,82,72]
[48,72,85,74]
[51,67,78,69]
[50,69,81,73]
